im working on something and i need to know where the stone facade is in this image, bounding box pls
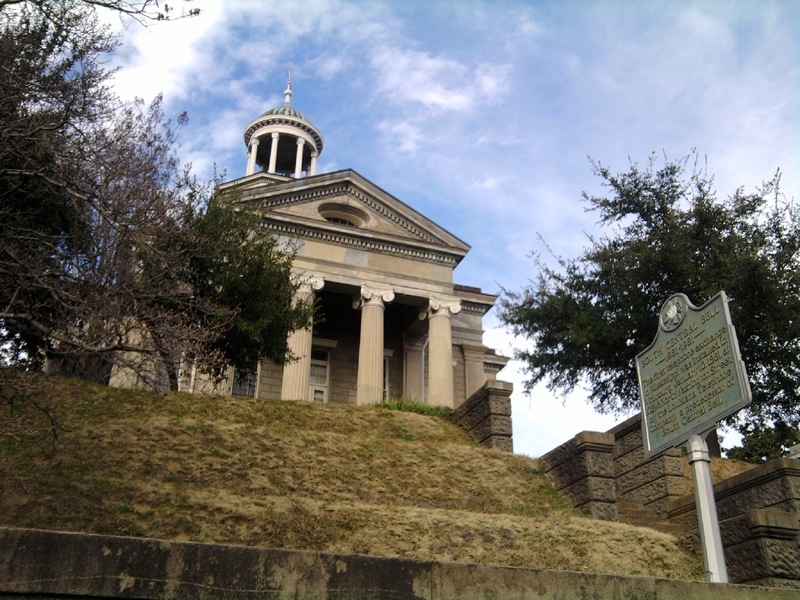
[541,414,800,588]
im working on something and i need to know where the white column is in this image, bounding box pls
[353,286,394,405]
[267,132,280,173]
[421,297,461,408]
[309,151,318,176]
[246,137,259,175]
[280,277,324,400]
[294,138,305,178]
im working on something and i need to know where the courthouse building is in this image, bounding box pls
[115,79,510,409]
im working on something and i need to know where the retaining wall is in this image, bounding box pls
[1,527,797,600]
[669,459,800,589]
[453,380,513,452]
[540,415,800,589]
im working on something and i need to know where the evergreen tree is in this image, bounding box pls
[500,153,799,460]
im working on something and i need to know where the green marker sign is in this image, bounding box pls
[636,292,751,458]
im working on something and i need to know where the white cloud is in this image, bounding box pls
[371,48,471,111]
[310,54,349,80]
[110,4,226,102]
[377,120,425,154]
[370,47,511,112]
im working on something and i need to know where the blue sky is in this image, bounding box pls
[108,0,799,456]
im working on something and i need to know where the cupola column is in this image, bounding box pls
[353,286,394,405]
[309,151,318,176]
[281,277,324,400]
[246,137,259,175]
[267,132,280,174]
[294,138,305,178]
[421,298,461,408]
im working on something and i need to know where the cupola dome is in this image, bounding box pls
[243,73,324,178]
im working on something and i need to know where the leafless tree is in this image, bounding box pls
[0,2,309,393]
[0,0,200,22]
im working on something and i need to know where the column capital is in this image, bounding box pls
[271,131,280,139]
[295,275,324,296]
[353,285,394,310]
[296,138,306,147]
[420,296,461,320]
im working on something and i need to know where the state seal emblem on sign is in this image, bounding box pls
[660,294,686,331]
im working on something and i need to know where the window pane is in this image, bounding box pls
[310,363,327,385]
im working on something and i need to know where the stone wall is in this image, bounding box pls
[2,527,796,600]
[609,415,690,518]
[453,380,513,452]
[541,431,617,520]
[541,416,800,589]
[669,459,800,589]
[257,360,283,400]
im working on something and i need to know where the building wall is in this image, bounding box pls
[328,331,359,404]
[257,361,283,400]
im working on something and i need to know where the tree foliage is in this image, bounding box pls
[187,197,312,376]
[0,1,310,390]
[725,422,800,464]
[500,153,800,457]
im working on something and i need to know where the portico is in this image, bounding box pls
[273,274,470,407]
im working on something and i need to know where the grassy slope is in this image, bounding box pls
[1,375,704,580]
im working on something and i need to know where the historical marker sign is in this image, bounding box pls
[637,292,751,458]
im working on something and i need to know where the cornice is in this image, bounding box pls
[244,115,323,151]
[263,221,461,267]
[461,301,492,315]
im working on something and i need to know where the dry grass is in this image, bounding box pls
[1,374,704,580]
[682,454,757,484]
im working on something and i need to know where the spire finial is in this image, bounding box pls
[284,69,292,105]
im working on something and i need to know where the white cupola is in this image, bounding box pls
[243,73,324,178]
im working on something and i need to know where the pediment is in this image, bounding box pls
[219,170,470,265]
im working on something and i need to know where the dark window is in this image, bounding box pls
[325,216,356,227]
[232,367,257,397]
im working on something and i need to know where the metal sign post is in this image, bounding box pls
[636,292,751,584]
[686,433,728,582]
